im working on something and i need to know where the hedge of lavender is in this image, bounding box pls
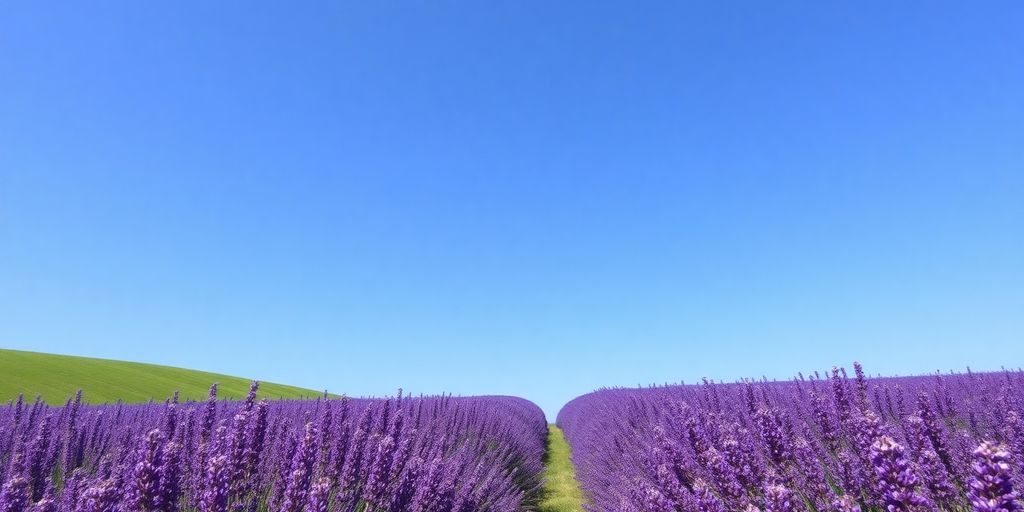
[558,364,1023,512]
[0,383,547,512]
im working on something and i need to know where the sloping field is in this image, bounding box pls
[0,348,324,404]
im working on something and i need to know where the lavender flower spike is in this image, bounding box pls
[969,441,1020,512]
[0,475,29,512]
[199,455,229,512]
[130,429,165,511]
[763,483,794,512]
[870,435,932,512]
[832,495,861,512]
[77,479,120,512]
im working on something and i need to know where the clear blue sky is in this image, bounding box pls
[2,2,1022,418]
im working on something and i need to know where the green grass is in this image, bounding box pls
[0,348,327,404]
[539,424,586,512]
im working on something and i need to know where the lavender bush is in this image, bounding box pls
[0,383,546,511]
[558,364,1024,512]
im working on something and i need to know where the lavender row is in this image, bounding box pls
[558,364,1024,512]
[0,383,547,511]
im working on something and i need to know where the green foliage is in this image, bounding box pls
[0,348,326,404]
[539,424,586,512]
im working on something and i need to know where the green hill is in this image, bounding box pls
[0,348,326,404]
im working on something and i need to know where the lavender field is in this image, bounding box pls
[3,363,1024,512]
[0,383,547,512]
[558,364,1023,512]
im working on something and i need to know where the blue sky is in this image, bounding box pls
[1,2,1022,418]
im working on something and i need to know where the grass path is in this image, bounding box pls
[539,424,586,512]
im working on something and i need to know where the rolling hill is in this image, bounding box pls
[0,348,326,404]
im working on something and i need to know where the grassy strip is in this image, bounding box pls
[1,348,328,404]
[539,424,586,512]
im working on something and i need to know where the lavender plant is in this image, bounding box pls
[0,384,546,512]
[558,363,1024,512]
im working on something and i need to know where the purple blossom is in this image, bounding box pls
[305,477,330,512]
[0,468,29,512]
[128,429,164,511]
[57,469,83,512]
[61,390,82,477]
[831,495,860,512]
[30,497,54,512]
[364,434,398,505]
[76,479,119,512]
[29,480,54,512]
[693,479,726,512]
[200,384,218,443]
[26,417,51,502]
[160,441,182,512]
[969,441,1020,512]
[280,423,317,512]
[199,455,229,512]
[629,478,677,512]
[870,436,931,511]
[853,362,870,412]
[762,483,794,512]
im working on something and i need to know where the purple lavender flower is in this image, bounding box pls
[831,495,860,512]
[0,467,29,512]
[339,409,373,499]
[720,423,763,493]
[199,455,229,512]
[411,457,454,512]
[836,447,870,503]
[700,447,746,509]
[1005,411,1024,473]
[853,362,869,412]
[58,469,83,512]
[163,391,179,440]
[810,391,840,453]
[306,477,330,512]
[243,381,259,413]
[281,423,317,512]
[832,367,853,429]
[903,415,957,507]
[365,434,398,506]
[792,435,831,509]
[389,455,422,511]
[693,479,726,512]
[61,390,82,476]
[226,411,250,503]
[629,478,677,512]
[160,441,182,512]
[651,461,693,508]
[762,483,794,512]
[754,407,791,468]
[11,395,25,431]
[201,384,219,443]
[328,399,352,483]
[26,416,51,502]
[29,480,54,512]
[29,497,54,512]
[853,410,884,454]
[870,436,931,511]
[916,394,959,485]
[242,399,268,486]
[968,441,1020,512]
[76,479,119,512]
[129,429,165,511]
